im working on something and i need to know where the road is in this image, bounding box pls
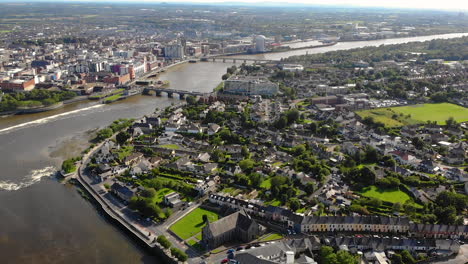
[77,137,205,263]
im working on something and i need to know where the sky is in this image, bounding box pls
[57,0,468,11]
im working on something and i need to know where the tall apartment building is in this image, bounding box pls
[224,76,279,96]
[164,44,184,59]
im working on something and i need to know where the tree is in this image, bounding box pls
[289,198,301,211]
[319,246,335,264]
[141,188,157,198]
[401,250,416,264]
[249,172,262,188]
[368,197,382,208]
[412,137,425,150]
[364,145,379,163]
[392,202,402,212]
[434,206,457,225]
[304,182,316,195]
[445,116,457,128]
[61,159,77,173]
[186,95,197,105]
[241,146,250,158]
[95,128,113,141]
[274,115,288,129]
[116,131,131,145]
[202,214,208,223]
[157,235,171,249]
[170,247,188,261]
[435,191,468,212]
[336,250,359,264]
[239,159,255,172]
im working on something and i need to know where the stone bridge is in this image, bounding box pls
[143,87,211,99]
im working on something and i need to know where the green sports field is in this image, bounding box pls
[356,103,468,127]
[359,185,411,204]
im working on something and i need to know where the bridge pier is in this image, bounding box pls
[223,58,226,63]
[233,59,236,63]
[167,92,173,98]
[243,60,247,63]
[212,58,215,62]
[179,93,185,99]
[155,90,162,96]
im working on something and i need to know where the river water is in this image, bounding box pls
[0,32,466,263]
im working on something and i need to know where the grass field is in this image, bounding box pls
[259,233,284,242]
[359,185,411,204]
[169,208,219,240]
[152,188,176,204]
[158,144,180,150]
[260,179,271,189]
[356,103,468,127]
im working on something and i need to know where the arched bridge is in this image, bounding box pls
[143,87,211,99]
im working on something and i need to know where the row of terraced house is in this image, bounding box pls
[208,193,468,239]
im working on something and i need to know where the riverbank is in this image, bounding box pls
[0,102,64,116]
[73,105,191,263]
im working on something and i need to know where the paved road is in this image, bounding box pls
[78,139,206,263]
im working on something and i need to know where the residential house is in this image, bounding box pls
[111,182,134,202]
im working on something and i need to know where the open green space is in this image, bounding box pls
[152,188,176,204]
[259,233,284,242]
[221,187,242,196]
[169,207,219,240]
[358,185,411,204]
[356,103,468,127]
[260,178,271,189]
[158,144,180,150]
[103,93,124,103]
[116,146,134,161]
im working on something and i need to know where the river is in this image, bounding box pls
[0,32,466,263]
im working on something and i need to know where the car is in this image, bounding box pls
[245,245,251,249]
[229,260,239,264]
[236,247,244,251]
[221,259,229,263]
[227,249,235,254]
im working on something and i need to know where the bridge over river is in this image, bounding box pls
[143,87,212,99]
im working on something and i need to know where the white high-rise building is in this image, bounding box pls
[254,35,266,53]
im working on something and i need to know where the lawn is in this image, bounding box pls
[259,233,284,242]
[158,144,180,150]
[260,179,271,189]
[393,103,468,125]
[152,188,176,204]
[359,185,411,204]
[103,93,124,103]
[356,103,468,127]
[221,187,242,196]
[169,207,219,240]
[116,146,134,161]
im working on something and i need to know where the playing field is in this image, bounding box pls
[359,185,411,204]
[169,207,219,240]
[356,103,468,127]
